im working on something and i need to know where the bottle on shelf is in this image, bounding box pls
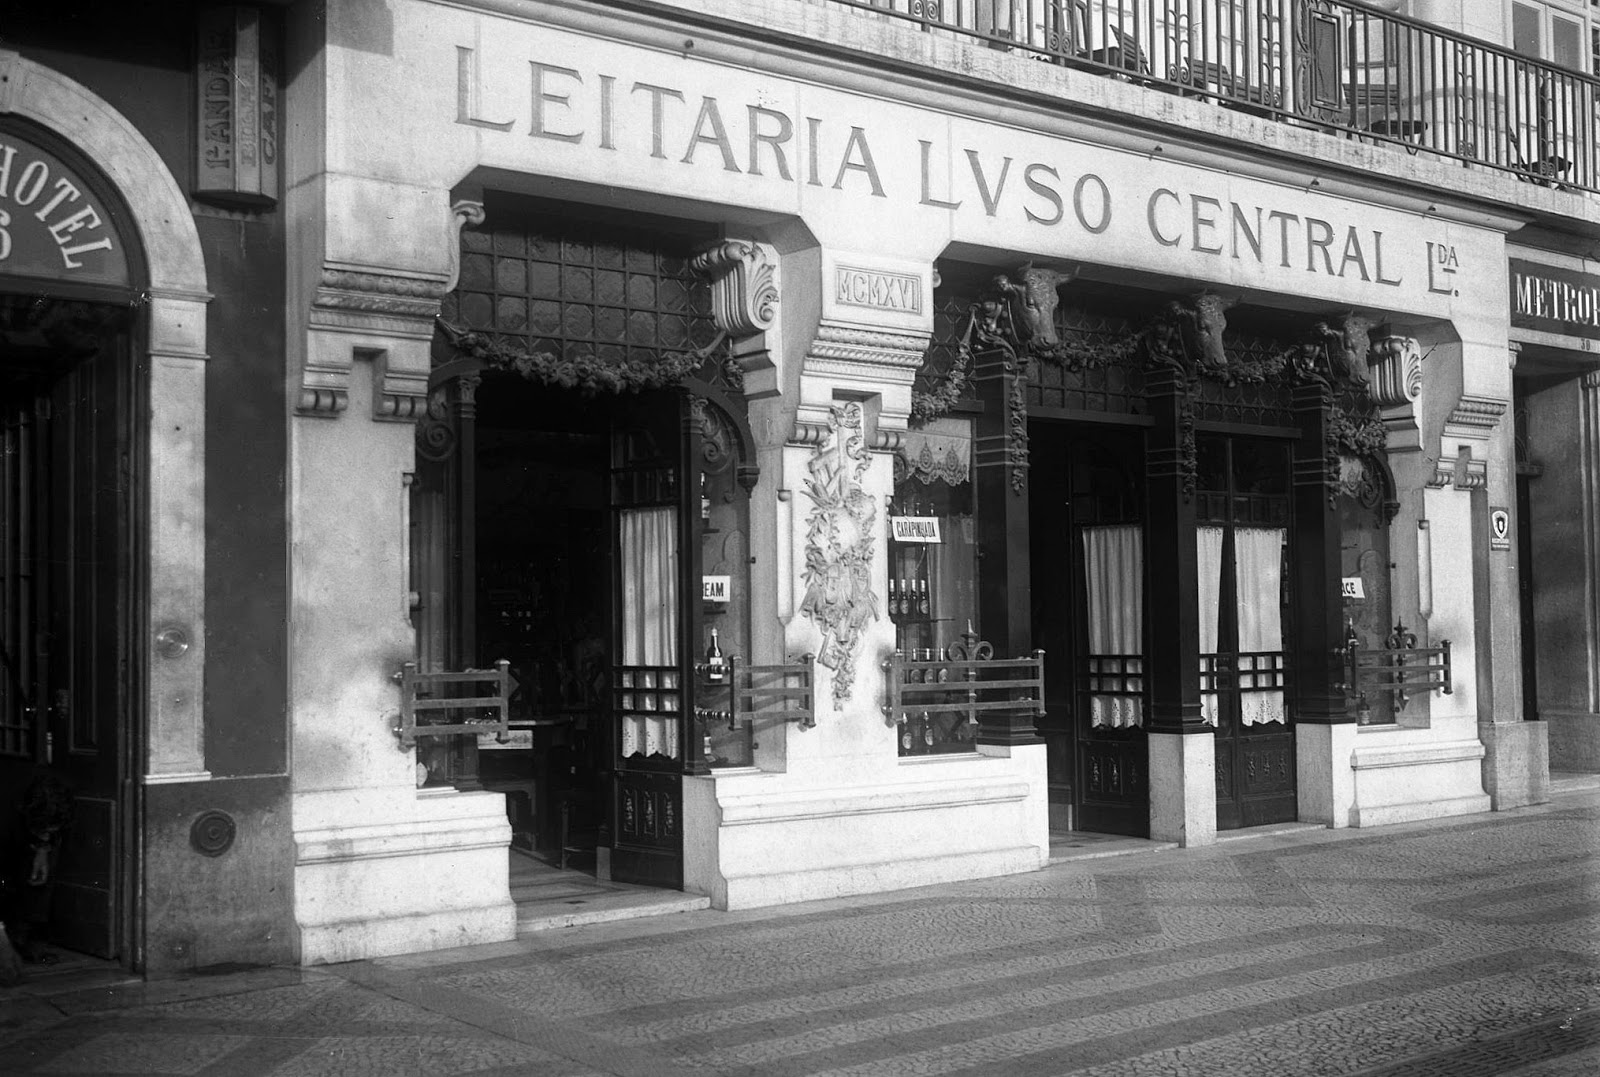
[704,627,727,683]
[917,578,930,616]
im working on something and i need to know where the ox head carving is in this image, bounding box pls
[994,262,1076,348]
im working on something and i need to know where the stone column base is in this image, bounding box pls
[1480,721,1550,810]
[1148,732,1216,847]
[1297,723,1358,829]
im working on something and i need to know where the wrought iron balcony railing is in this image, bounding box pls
[834,0,1600,193]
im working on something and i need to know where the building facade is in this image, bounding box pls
[2,0,1593,974]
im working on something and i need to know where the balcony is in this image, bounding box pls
[830,0,1600,193]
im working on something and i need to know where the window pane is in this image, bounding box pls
[1512,3,1541,58]
[1552,15,1583,69]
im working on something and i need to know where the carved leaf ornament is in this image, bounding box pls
[910,266,1396,496]
[799,402,879,708]
[434,319,717,395]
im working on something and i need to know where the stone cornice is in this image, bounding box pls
[806,323,930,370]
[313,266,450,321]
[1442,394,1508,441]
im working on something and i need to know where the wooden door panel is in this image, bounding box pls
[50,794,115,958]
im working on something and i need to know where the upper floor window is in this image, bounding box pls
[1513,1,1590,70]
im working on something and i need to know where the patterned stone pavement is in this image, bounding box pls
[2,786,1597,1076]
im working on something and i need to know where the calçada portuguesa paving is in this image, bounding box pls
[3,781,1597,1077]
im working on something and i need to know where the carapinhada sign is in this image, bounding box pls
[1510,259,1600,339]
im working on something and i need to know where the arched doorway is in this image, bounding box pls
[0,120,142,962]
[0,56,209,972]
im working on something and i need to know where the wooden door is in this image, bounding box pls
[1030,423,1150,837]
[1197,435,1297,831]
[608,391,689,888]
[1,320,130,960]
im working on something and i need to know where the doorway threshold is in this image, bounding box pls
[1047,830,1178,864]
[510,849,709,935]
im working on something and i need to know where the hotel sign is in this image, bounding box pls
[1510,259,1600,339]
[0,131,127,286]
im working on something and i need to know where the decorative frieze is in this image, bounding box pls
[798,402,878,709]
[692,240,778,338]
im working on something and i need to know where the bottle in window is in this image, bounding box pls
[704,627,726,683]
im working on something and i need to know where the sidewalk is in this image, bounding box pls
[3,782,1597,1075]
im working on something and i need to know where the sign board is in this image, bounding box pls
[0,130,128,286]
[1490,507,1511,551]
[1341,577,1365,600]
[702,575,731,603]
[1510,259,1600,339]
[478,727,533,750]
[891,516,943,543]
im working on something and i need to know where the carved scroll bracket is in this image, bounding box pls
[797,402,878,709]
[1368,334,1423,408]
[691,240,777,339]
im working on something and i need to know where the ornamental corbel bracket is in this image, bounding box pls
[1368,333,1423,408]
[691,240,778,339]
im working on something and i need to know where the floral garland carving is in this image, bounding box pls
[436,319,723,394]
[799,402,878,709]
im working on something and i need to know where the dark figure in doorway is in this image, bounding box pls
[1,773,75,970]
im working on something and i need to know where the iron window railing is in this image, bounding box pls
[832,0,1600,192]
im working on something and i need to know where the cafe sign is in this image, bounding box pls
[0,131,127,286]
[1510,259,1600,340]
[196,5,280,207]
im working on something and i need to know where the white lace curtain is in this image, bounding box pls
[1197,526,1226,726]
[1082,524,1143,729]
[619,507,680,759]
[1235,527,1286,726]
[1196,525,1287,727]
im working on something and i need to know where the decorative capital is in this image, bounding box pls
[1442,394,1508,441]
[691,240,777,338]
[1368,334,1423,407]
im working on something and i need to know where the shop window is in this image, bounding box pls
[693,394,756,769]
[1337,454,1400,726]
[889,426,979,756]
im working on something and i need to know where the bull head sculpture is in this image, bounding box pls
[994,262,1076,349]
